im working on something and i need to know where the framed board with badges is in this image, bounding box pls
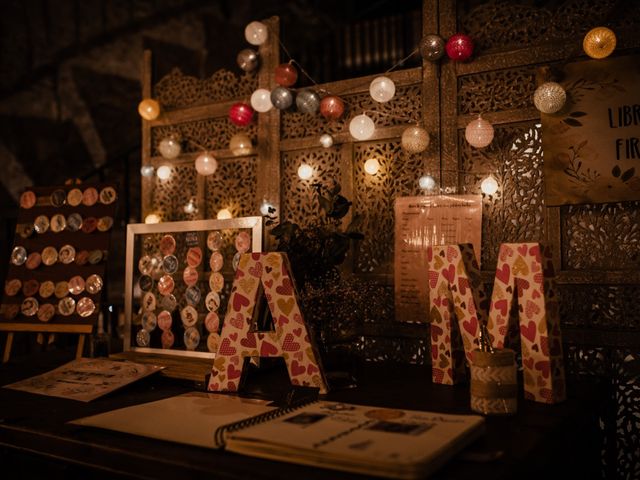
[117,217,262,381]
[0,183,118,362]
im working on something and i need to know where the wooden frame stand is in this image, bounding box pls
[1,323,93,363]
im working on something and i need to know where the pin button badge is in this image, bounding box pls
[21,297,39,317]
[22,279,40,297]
[20,191,36,209]
[86,274,104,294]
[207,332,220,352]
[207,231,223,251]
[39,280,55,299]
[50,189,67,207]
[25,252,42,270]
[99,186,117,205]
[209,252,224,272]
[82,187,99,206]
[4,279,22,297]
[10,246,27,266]
[76,297,96,317]
[59,245,76,264]
[34,215,50,234]
[183,326,200,350]
[37,303,55,322]
[159,234,176,256]
[180,305,198,328]
[136,328,150,347]
[66,213,83,232]
[67,188,83,207]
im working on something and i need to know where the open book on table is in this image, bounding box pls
[72,394,484,479]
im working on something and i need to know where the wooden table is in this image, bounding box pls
[0,351,602,479]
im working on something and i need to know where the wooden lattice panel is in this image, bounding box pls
[204,156,258,219]
[559,284,640,329]
[151,164,198,222]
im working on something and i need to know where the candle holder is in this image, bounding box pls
[470,348,517,415]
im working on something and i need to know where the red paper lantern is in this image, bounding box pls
[275,63,298,87]
[319,95,345,121]
[445,33,474,61]
[229,102,254,127]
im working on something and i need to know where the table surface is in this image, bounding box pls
[0,351,602,479]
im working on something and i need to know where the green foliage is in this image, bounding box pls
[268,181,363,289]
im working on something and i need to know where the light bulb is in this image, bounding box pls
[217,208,232,220]
[319,134,334,148]
[349,114,375,141]
[156,165,171,180]
[259,200,273,216]
[419,175,436,190]
[158,137,181,159]
[183,200,197,214]
[369,76,396,103]
[297,163,313,180]
[245,21,268,46]
[195,152,218,176]
[250,88,273,112]
[481,176,499,195]
[145,213,161,224]
[229,133,252,156]
[364,158,380,175]
[140,165,155,177]
[138,99,160,120]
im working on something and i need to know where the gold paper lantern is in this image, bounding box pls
[229,133,252,156]
[583,27,616,59]
[401,126,430,154]
[138,98,160,120]
[533,82,566,114]
[465,116,494,148]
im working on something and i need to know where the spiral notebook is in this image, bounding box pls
[72,394,484,479]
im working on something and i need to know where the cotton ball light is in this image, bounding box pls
[445,33,474,61]
[364,158,380,175]
[250,88,273,112]
[217,209,232,220]
[275,63,298,87]
[296,89,320,114]
[419,175,436,190]
[245,21,268,46]
[270,87,293,110]
[369,76,396,103]
[533,82,566,114]
[138,98,160,120]
[401,126,430,153]
[419,34,446,61]
[465,116,494,148]
[319,95,345,120]
[349,114,375,141]
[583,27,616,59]
[481,176,499,195]
[156,165,171,180]
[195,152,218,176]
[140,165,155,177]
[229,102,254,126]
[229,133,252,156]
[237,48,259,72]
[319,134,334,148]
[144,213,161,224]
[297,163,313,180]
[259,200,273,216]
[158,137,181,159]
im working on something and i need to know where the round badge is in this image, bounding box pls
[37,303,55,322]
[161,330,175,349]
[66,213,83,232]
[160,294,177,312]
[76,297,96,317]
[86,274,104,294]
[3,304,20,319]
[138,255,154,275]
[209,252,224,272]
[17,223,34,239]
[55,281,70,299]
[39,280,55,299]
[159,235,176,256]
[4,279,22,297]
[34,215,50,234]
[150,254,163,278]
[207,231,223,251]
[209,272,225,292]
[82,187,99,206]
[99,186,117,205]
[10,246,27,266]
[75,250,90,266]
[162,255,179,274]
[183,327,200,350]
[186,247,203,267]
[207,332,221,352]
[21,297,39,317]
[138,274,154,292]
[184,286,201,306]
[68,276,85,295]
[235,231,251,253]
[232,252,242,271]
[136,328,150,347]
[50,189,67,207]
[141,311,157,331]
[81,217,98,234]
[58,245,76,264]
[183,266,199,287]
[205,291,221,312]
[67,188,83,207]
[25,252,42,270]
[41,246,59,266]
[157,310,172,330]
[204,311,220,333]
[88,249,104,264]
[97,216,113,232]
[50,214,66,233]
[180,305,198,327]
[142,291,156,312]
[20,191,37,209]
[157,275,175,296]
[22,279,40,297]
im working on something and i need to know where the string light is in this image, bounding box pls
[217,208,232,220]
[481,176,499,195]
[156,165,171,180]
[319,134,334,148]
[144,213,161,224]
[364,158,380,175]
[260,200,274,216]
[297,163,313,180]
[140,165,155,177]
[419,175,436,190]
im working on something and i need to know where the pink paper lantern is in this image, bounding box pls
[445,33,474,62]
[229,102,254,127]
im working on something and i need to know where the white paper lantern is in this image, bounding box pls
[481,176,499,195]
[401,126,430,153]
[195,152,218,176]
[297,163,313,180]
[349,114,375,141]
[533,82,566,114]
[319,134,334,148]
[158,137,181,159]
[369,76,396,103]
[465,116,494,148]
[156,165,171,180]
[217,209,232,220]
[229,133,252,156]
[364,158,380,175]
[140,165,155,177]
[419,175,436,190]
[245,21,268,46]
[250,88,273,112]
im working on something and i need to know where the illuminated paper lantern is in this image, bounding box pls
[156,165,171,180]
[229,133,252,156]
[481,175,499,195]
[419,34,446,61]
[583,27,616,59]
[349,114,375,141]
[533,82,566,114]
[250,88,273,112]
[465,116,494,148]
[319,134,334,148]
[275,63,298,87]
[229,102,254,126]
[296,89,320,114]
[138,98,160,120]
[195,152,218,176]
[237,48,259,72]
[297,163,313,180]
[270,87,293,110]
[401,126,430,153]
[419,175,436,190]
[158,138,181,159]
[245,21,268,46]
[364,158,380,175]
[445,33,474,61]
[369,76,396,103]
[319,95,345,120]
